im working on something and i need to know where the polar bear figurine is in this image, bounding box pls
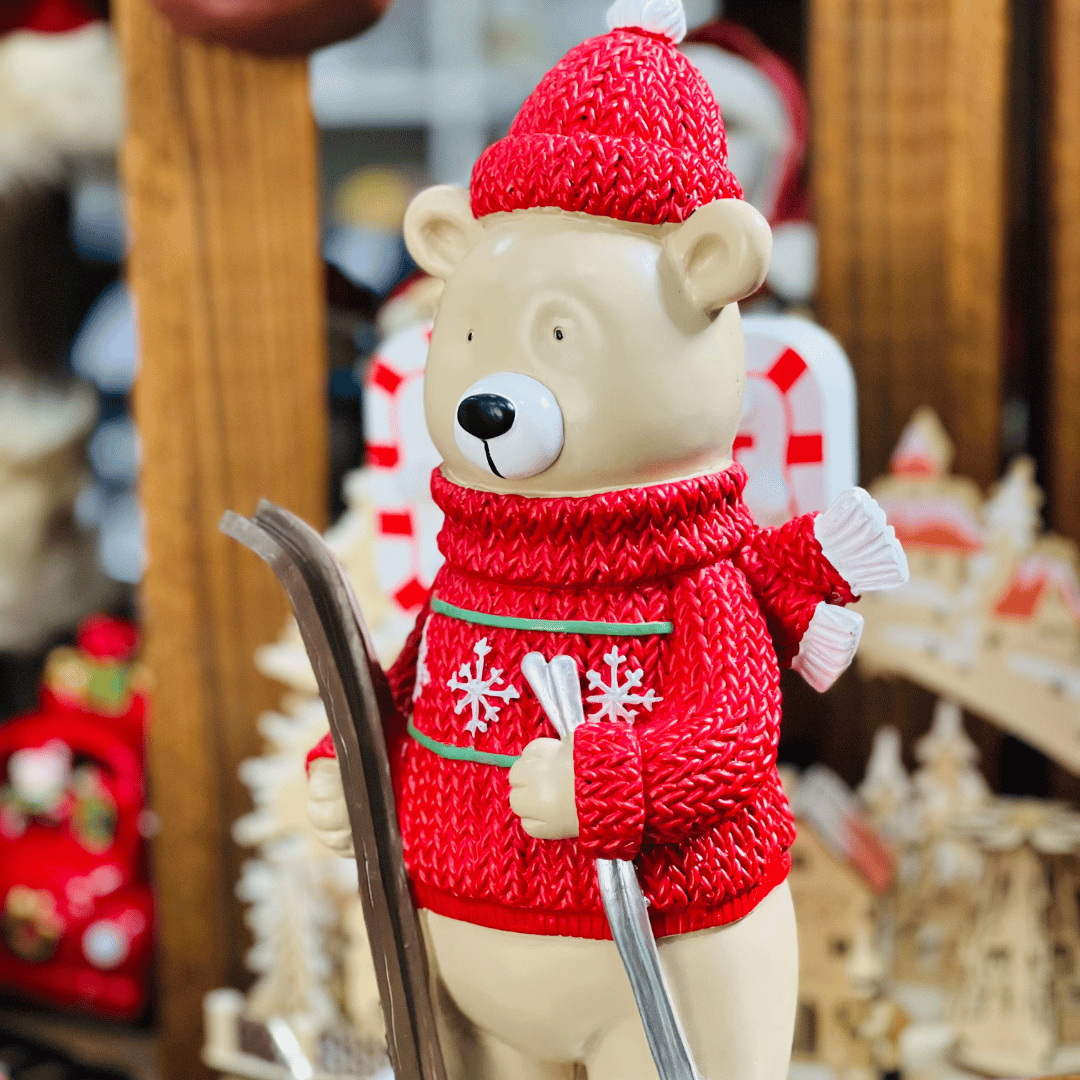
[307,3,907,1078]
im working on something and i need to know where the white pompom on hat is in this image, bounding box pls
[605,0,687,44]
[0,0,121,193]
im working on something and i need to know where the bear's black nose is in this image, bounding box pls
[457,394,516,440]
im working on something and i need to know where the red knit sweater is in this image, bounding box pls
[309,464,855,939]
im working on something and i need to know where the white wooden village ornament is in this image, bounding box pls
[858,725,913,845]
[231,696,364,1037]
[857,408,1080,774]
[879,700,990,998]
[204,662,392,1077]
[784,767,902,1079]
[951,799,1080,1077]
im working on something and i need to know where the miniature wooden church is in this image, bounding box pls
[889,700,989,996]
[952,799,1080,1076]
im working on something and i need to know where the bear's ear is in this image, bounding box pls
[662,199,772,315]
[403,185,480,280]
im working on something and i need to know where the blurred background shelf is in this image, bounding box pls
[0,1005,159,1080]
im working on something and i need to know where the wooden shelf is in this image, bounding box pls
[0,1006,159,1080]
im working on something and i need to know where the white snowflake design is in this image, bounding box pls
[412,617,431,703]
[447,637,520,735]
[586,647,662,722]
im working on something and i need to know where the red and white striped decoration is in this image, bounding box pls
[736,315,857,526]
[363,321,442,614]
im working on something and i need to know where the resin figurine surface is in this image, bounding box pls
[307,3,908,1077]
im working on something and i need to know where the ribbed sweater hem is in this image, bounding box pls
[412,850,790,940]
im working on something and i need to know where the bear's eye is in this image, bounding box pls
[467,331,473,341]
[554,327,564,341]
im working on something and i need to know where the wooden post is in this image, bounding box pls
[810,0,949,484]
[808,0,1010,774]
[944,0,1010,487]
[1048,0,1080,543]
[809,0,1009,489]
[115,2,328,1076]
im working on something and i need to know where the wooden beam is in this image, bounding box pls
[114,3,328,1076]
[808,0,1011,784]
[809,0,1009,489]
[810,0,949,484]
[944,0,1010,486]
[1048,0,1080,542]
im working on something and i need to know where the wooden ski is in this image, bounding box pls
[220,502,448,1080]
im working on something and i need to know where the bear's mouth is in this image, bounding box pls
[482,441,505,478]
[453,373,564,480]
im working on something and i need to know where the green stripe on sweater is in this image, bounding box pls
[408,719,520,768]
[431,597,673,636]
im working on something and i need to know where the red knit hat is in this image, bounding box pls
[0,0,98,35]
[470,0,742,226]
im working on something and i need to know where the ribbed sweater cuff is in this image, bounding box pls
[573,723,644,860]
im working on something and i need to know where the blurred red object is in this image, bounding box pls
[0,0,98,34]
[0,617,153,1019]
[76,616,140,664]
[151,0,394,55]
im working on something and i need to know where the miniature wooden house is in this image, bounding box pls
[988,539,1080,668]
[1048,854,1080,1050]
[870,409,986,607]
[857,415,1080,776]
[785,767,895,1074]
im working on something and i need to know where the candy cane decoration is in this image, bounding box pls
[736,314,857,526]
[363,321,443,613]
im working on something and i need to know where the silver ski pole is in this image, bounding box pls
[520,653,705,1080]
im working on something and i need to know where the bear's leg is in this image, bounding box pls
[421,911,577,1080]
[585,881,799,1080]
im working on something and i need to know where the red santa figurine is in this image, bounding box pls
[0,0,120,194]
[306,2,908,1077]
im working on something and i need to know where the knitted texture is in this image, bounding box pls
[736,514,856,667]
[470,27,742,226]
[574,722,644,860]
[312,464,859,939]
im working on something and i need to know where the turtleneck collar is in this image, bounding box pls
[431,463,754,587]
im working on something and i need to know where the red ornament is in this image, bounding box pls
[0,0,99,35]
[0,709,153,1019]
[77,615,140,664]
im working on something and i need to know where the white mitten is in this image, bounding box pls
[791,488,907,692]
[791,601,864,692]
[307,756,354,858]
[814,487,909,595]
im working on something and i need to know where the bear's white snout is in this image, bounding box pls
[454,372,564,480]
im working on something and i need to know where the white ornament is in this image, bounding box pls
[605,0,687,44]
[448,637,520,736]
[412,617,432,703]
[585,647,662,722]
